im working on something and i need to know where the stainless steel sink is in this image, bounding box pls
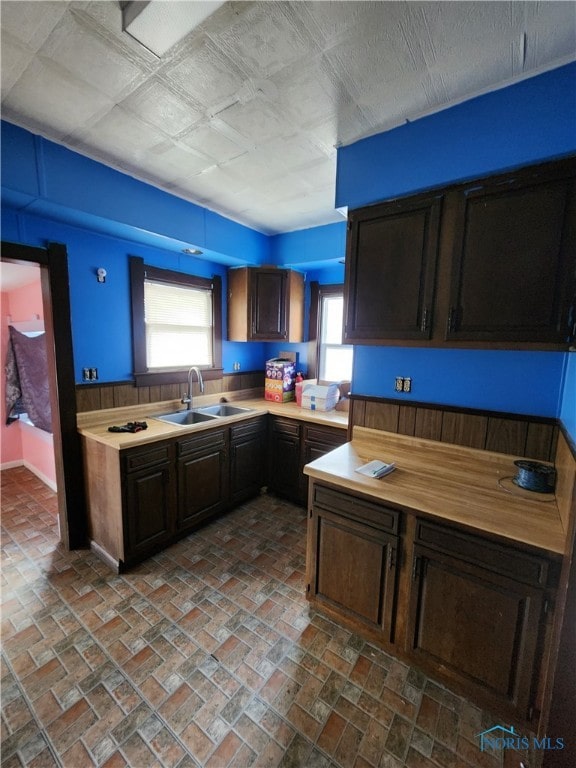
[151,410,219,426]
[194,404,253,417]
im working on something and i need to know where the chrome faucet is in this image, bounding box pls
[182,366,204,410]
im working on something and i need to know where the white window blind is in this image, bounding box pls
[144,280,213,369]
[319,294,353,382]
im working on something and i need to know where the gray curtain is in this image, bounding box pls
[5,326,52,433]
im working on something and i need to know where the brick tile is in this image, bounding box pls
[1,471,511,768]
[205,730,243,768]
[416,694,440,733]
[179,721,214,762]
[335,722,364,766]
[317,711,347,755]
[385,714,413,762]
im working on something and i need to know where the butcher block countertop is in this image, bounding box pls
[304,426,566,556]
[77,396,348,450]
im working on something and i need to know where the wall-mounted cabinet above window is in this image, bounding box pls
[343,156,576,350]
[227,267,304,342]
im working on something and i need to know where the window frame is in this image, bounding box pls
[308,282,353,383]
[130,256,222,387]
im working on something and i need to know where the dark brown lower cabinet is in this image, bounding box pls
[177,428,229,533]
[307,482,557,729]
[308,484,399,641]
[230,416,266,504]
[268,416,348,505]
[267,417,302,502]
[123,442,176,566]
[300,424,348,504]
[407,542,545,721]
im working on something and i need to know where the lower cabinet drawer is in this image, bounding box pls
[313,484,399,534]
[415,519,552,587]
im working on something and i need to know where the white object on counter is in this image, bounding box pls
[301,383,339,411]
[355,460,397,478]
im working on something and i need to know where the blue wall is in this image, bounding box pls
[560,353,576,440]
[1,206,271,381]
[352,348,566,418]
[1,121,271,267]
[336,63,576,209]
[336,62,576,430]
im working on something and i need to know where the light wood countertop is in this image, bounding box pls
[77,397,348,450]
[304,426,566,556]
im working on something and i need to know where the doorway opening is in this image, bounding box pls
[1,241,86,549]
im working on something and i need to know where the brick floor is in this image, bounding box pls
[1,467,538,767]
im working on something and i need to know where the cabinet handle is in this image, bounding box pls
[412,555,421,580]
[447,307,459,333]
[420,308,429,333]
[388,544,397,570]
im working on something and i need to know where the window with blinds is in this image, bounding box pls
[319,294,353,381]
[144,279,213,369]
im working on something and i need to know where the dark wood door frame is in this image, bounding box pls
[2,240,87,549]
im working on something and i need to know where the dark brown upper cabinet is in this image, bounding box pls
[228,266,304,342]
[343,156,576,349]
[344,194,442,342]
[445,160,576,344]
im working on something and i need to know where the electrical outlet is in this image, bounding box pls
[395,376,412,393]
[82,368,91,381]
[233,362,241,371]
[89,368,98,381]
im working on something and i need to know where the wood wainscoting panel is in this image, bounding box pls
[349,396,558,462]
[414,408,443,441]
[485,417,529,456]
[441,412,488,449]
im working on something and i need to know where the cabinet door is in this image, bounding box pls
[177,430,228,531]
[309,506,398,641]
[344,195,441,341]
[230,418,266,504]
[407,544,544,720]
[250,268,288,340]
[124,462,174,563]
[446,167,576,343]
[267,417,302,503]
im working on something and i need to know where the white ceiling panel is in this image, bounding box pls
[40,11,147,101]
[0,31,35,99]
[2,57,113,139]
[0,1,68,51]
[1,1,575,235]
[177,123,246,164]
[122,79,203,136]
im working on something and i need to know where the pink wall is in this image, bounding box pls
[1,277,57,489]
[1,290,22,463]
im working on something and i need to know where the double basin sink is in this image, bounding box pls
[151,404,253,427]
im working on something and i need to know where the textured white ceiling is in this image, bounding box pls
[1,1,575,235]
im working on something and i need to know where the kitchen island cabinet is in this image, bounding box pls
[308,484,399,641]
[408,520,551,723]
[304,427,565,728]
